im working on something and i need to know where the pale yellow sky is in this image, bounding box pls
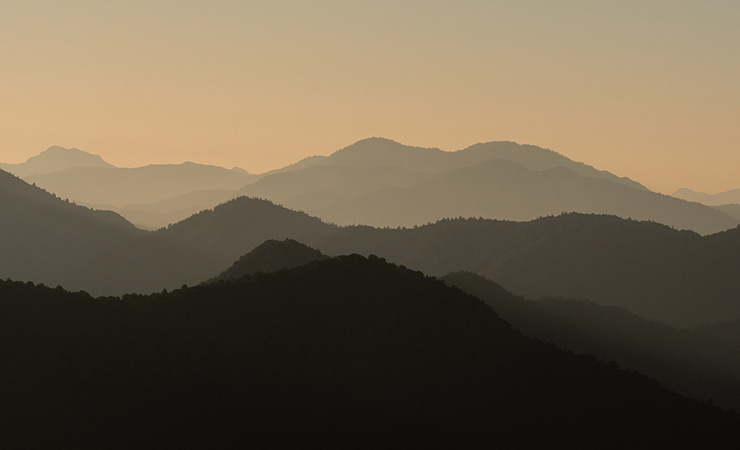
[1,1,738,194]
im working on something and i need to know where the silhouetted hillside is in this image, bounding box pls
[442,271,740,410]
[211,239,326,282]
[675,187,740,206]
[78,197,336,295]
[0,146,113,177]
[0,169,144,288]
[312,213,740,325]
[25,161,258,207]
[1,256,737,448]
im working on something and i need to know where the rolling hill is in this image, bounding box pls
[2,255,737,448]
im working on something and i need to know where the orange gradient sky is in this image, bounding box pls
[1,1,739,194]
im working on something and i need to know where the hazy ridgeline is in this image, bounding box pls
[4,138,737,233]
[3,139,740,446]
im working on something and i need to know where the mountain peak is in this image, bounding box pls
[0,146,113,178]
[211,238,327,282]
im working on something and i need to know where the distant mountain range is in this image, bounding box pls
[2,255,737,448]
[2,175,738,326]
[4,139,737,233]
[25,161,257,209]
[675,187,740,206]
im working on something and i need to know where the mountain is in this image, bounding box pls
[235,138,737,234]
[274,137,647,191]
[76,197,337,295]
[311,213,740,326]
[24,162,258,208]
[237,164,431,216]
[0,146,113,177]
[714,204,740,221]
[0,169,144,288]
[442,271,740,410]
[116,189,239,229]
[675,187,740,206]
[2,256,737,448]
[211,238,327,282]
[307,159,737,233]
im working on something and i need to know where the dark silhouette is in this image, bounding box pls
[442,271,740,411]
[313,214,740,326]
[1,255,738,448]
[210,238,327,282]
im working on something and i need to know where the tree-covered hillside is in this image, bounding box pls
[1,255,737,448]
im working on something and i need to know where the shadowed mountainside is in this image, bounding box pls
[312,214,740,326]
[0,169,144,287]
[211,238,327,282]
[2,255,737,448]
[442,271,740,411]
[3,171,738,326]
[74,197,337,295]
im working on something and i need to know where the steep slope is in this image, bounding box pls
[442,271,740,410]
[78,197,336,295]
[310,213,740,326]
[25,162,258,207]
[2,256,737,448]
[211,238,326,282]
[312,160,736,233]
[0,169,144,287]
[0,146,113,177]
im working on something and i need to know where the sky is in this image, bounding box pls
[1,0,739,194]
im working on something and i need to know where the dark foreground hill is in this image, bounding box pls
[1,255,738,448]
[442,271,740,411]
[211,238,328,282]
[313,213,740,326]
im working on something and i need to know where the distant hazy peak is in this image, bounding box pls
[29,146,112,165]
[674,187,740,206]
[0,145,114,178]
[331,137,443,156]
